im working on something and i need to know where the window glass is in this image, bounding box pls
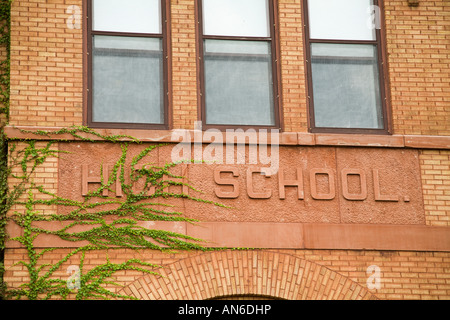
[308,0,375,41]
[94,36,162,51]
[204,40,274,126]
[92,36,164,124]
[93,0,161,33]
[201,0,277,127]
[311,43,383,129]
[204,39,270,55]
[306,0,386,132]
[203,0,270,37]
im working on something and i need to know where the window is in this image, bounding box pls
[87,0,168,129]
[198,0,280,129]
[304,0,389,134]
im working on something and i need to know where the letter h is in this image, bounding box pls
[279,168,304,200]
[82,165,122,197]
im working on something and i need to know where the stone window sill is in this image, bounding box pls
[4,126,450,150]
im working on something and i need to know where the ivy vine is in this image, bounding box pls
[3,127,231,300]
[0,0,11,300]
[0,0,228,300]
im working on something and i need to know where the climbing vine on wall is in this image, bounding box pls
[0,0,225,299]
[0,0,9,119]
[0,0,11,300]
[4,130,227,300]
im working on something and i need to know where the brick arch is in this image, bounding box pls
[116,250,378,300]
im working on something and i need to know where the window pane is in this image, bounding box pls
[204,40,274,126]
[311,43,383,129]
[204,39,269,54]
[94,36,162,51]
[92,36,164,124]
[308,0,376,41]
[93,0,161,33]
[203,0,270,37]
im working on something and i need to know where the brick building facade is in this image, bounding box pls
[2,0,450,300]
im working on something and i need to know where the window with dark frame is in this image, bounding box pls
[304,0,389,134]
[198,0,280,129]
[87,0,168,129]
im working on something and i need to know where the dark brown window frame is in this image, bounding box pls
[85,0,171,130]
[303,0,392,135]
[196,0,283,131]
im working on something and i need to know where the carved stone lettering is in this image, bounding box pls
[58,144,425,225]
[246,168,272,199]
[279,168,304,200]
[341,168,367,201]
[80,164,413,204]
[82,165,122,197]
[309,168,336,200]
[214,166,239,199]
[373,169,399,202]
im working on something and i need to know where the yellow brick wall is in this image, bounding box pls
[7,141,59,216]
[385,0,450,136]
[278,0,308,133]
[0,11,8,127]
[7,0,450,135]
[421,150,450,226]
[171,0,199,130]
[291,249,450,300]
[4,249,450,300]
[9,0,83,128]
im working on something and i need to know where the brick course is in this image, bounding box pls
[278,0,308,133]
[171,0,199,129]
[9,0,83,128]
[385,0,450,136]
[3,249,450,300]
[420,150,450,226]
[7,0,450,134]
[7,141,59,216]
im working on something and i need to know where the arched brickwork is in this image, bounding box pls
[116,250,378,300]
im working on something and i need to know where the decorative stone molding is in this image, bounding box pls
[5,126,450,150]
